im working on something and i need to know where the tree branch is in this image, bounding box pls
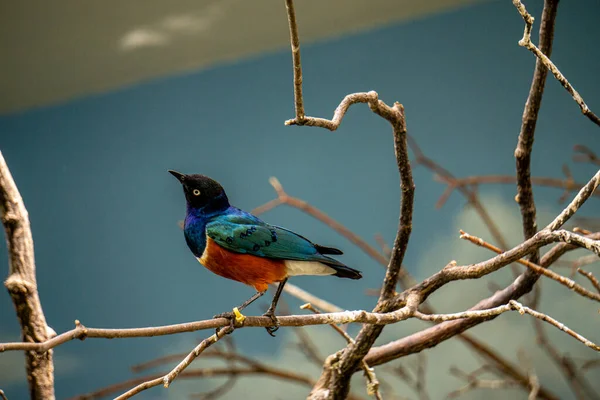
[514,0,559,267]
[364,232,600,367]
[0,151,55,399]
[512,0,600,127]
[460,230,600,301]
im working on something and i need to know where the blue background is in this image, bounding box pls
[1,1,599,398]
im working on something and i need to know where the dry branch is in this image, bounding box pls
[0,151,55,399]
[460,230,600,301]
[0,298,422,353]
[301,303,382,400]
[254,166,557,399]
[514,0,559,269]
[365,231,600,367]
[512,0,600,127]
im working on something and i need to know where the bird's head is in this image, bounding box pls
[169,170,229,212]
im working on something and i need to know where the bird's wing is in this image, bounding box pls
[205,214,344,266]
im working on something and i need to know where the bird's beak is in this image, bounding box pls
[168,170,186,183]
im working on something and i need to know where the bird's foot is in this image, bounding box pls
[262,309,279,337]
[213,307,246,334]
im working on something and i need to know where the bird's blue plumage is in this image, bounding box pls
[205,210,346,267]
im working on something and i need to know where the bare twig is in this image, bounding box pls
[284,0,305,121]
[0,390,7,400]
[545,170,600,231]
[578,268,600,293]
[70,366,315,400]
[0,151,55,399]
[512,0,600,127]
[414,300,600,351]
[115,326,234,399]
[511,300,600,351]
[460,230,600,301]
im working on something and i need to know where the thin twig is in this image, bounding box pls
[414,300,600,351]
[578,268,600,293]
[510,300,600,351]
[545,170,600,231]
[436,175,600,208]
[459,230,600,301]
[512,0,600,127]
[285,0,305,121]
[115,326,234,399]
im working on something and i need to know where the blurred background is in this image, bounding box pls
[1,0,599,399]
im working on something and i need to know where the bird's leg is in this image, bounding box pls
[214,290,266,331]
[263,278,288,337]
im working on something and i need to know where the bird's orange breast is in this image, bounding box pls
[199,237,287,292]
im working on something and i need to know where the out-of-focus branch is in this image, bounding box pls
[388,354,430,400]
[531,291,600,400]
[512,0,600,127]
[69,367,316,400]
[435,174,600,209]
[0,151,55,399]
[447,365,521,398]
[573,145,600,166]
[407,136,519,277]
[252,177,390,267]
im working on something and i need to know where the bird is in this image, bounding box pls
[169,170,362,336]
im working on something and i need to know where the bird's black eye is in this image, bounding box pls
[193,189,201,196]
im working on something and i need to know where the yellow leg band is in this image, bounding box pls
[233,307,246,324]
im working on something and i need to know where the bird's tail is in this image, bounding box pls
[326,263,362,280]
